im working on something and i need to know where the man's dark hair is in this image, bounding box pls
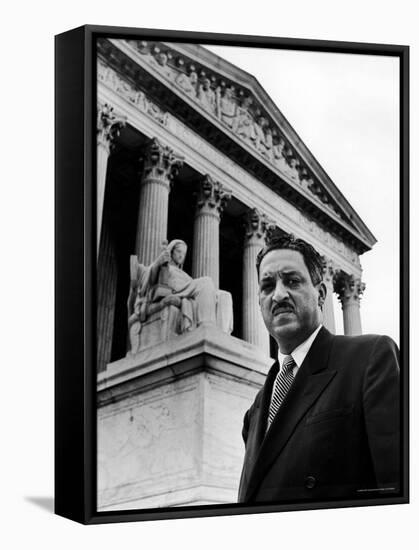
[256,232,324,285]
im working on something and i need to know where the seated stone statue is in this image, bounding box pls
[232,96,254,142]
[127,239,233,354]
[175,67,198,97]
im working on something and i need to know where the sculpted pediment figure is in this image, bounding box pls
[287,157,300,182]
[252,116,273,159]
[232,96,255,142]
[197,78,217,113]
[272,137,290,172]
[175,66,199,97]
[149,49,175,80]
[217,85,237,127]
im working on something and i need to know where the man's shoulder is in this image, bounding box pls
[329,332,398,352]
[326,332,399,372]
[310,330,400,395]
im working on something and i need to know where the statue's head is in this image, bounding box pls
[168,239,187,267]
[157,52,168,66]
[190,70,198,84]
[224,86,233,98]
[242,96,252,108]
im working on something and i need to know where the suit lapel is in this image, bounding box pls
[238,360,278,502]
[244,327,336,501]
[254,361,279,450]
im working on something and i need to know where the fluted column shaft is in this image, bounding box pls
[342,301,362,336]
[335,272,365,336]
[136,177,170,264]
[322,258,336,334]
[97,142,109,247]
[193,209,220,287]
[242,210,270,353]
[97,218,118,372]
[97,104,125,254]
[135,138,183,264]
[192,175,231,289]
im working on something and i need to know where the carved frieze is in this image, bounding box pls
[300,167,341,218]
[98,51,363,269]
[98,59,169,126]
[233,96,255,142]
[174,62,199,97]
[117,39,346,221]
[147,47,176,80]
[197,77,217,114]
[163,114,361,269]
[99,41,354,229]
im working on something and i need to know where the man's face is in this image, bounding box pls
[171,245,187,266]
[258,248,325,353]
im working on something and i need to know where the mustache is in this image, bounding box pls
[272,301,295,314]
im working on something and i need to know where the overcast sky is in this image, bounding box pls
[205,45,400,344]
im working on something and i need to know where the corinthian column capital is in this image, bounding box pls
[243,209,276,245]
[141,137,184,186]
[334,272,366,306]
[97,103,126,151]
[195,175,231,217]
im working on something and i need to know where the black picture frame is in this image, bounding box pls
[55,24,409,524]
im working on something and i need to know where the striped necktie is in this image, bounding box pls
[267,355,296,430]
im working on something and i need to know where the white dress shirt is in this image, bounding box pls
[270,324,323,407]
[277,323,323,376]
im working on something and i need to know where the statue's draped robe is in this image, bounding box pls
[129,261,217,335]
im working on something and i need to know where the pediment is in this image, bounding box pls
[97,38,376,255]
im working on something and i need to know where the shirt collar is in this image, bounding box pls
[277,324,322,372]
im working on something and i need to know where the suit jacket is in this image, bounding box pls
[238,327,400,503]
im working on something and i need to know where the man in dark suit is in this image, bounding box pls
[238,233,400,503]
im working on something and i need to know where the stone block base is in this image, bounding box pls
[97,325,271,511]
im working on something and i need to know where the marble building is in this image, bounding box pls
[96,38,376,511]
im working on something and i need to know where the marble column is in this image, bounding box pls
[97,217,118,372]
[321,257,336,334]
[335,272,365,336]
[242,209,270,353]
[192,175,231,288]
[97,103,125,254]
[135,138,183,264]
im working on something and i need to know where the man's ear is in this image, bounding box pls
[318,282,327,309]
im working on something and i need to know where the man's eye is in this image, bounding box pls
[260,281,274,292]
[287,279,300,287]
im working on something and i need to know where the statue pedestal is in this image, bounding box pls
[131,304,181,352]
[129,290,234,354]
[97,325,271,511]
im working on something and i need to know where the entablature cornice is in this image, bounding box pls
[97,37,375,256]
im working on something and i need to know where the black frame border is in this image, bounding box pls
[55,24,409,524]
